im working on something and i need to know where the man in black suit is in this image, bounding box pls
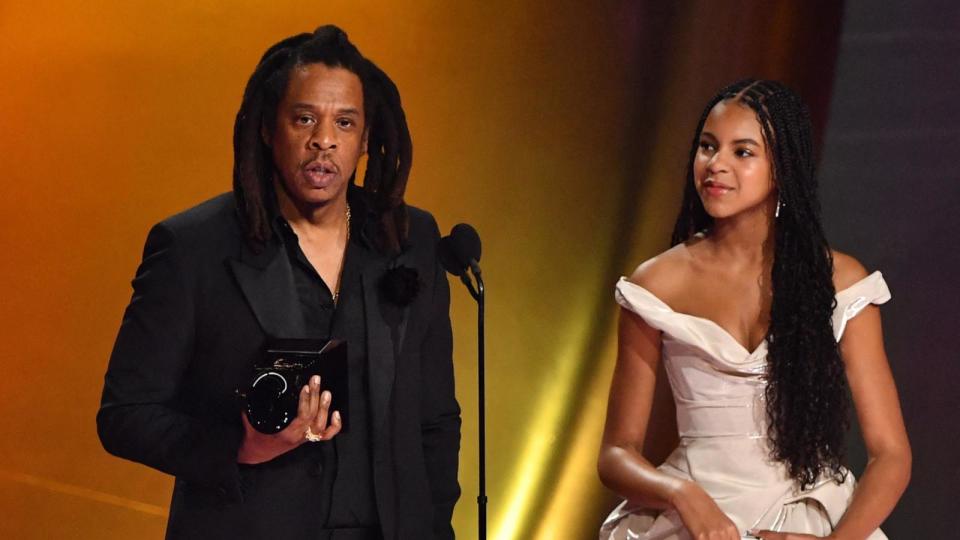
[97,26,460,540]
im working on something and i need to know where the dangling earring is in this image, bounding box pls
[775,197,782,218]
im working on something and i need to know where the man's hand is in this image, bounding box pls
[237,375,342,464]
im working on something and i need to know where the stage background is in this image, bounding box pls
[818,1,960,537]
[0,1,954,538]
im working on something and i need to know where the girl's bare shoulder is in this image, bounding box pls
[627,242,698,301]
[831,249,870,292]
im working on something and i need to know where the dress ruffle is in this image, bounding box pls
[831,271,891,340]
[602,272,892,539]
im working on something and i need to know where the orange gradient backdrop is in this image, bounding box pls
[0,2,841,538]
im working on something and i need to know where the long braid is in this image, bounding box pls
[363,61,413,252]
[672,80,849,488]
[233,34,311,248]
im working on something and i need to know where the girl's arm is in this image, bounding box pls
[598,300,741,540]
[829,302,912,538]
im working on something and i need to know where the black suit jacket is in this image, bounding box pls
[97,192,461,539]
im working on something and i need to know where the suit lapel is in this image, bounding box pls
[228,241,306,339]
[359,248,412,435]
[361,255,394,436]
[227,221,413,438]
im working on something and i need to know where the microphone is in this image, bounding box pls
[439,223,482,277]
[438,222,487,540]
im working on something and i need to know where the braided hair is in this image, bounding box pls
[671,80,848,489]
[233,25,412,254]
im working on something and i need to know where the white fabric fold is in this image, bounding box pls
[831,271,891,340]
[601,272,892,540]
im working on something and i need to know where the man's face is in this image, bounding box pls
[266,63,367,209]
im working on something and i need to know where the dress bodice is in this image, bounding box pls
[601,271,892,538]
[614,271,891,440]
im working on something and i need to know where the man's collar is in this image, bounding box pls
[269,183,374,249]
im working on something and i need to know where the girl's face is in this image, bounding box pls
[693,100,776,221]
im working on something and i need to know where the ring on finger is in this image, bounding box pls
[304,426,323,442]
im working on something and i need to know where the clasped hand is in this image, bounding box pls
[237,375,342,464]
[673,482,833,540]
[672,481,741,540]
[750,532,830,540]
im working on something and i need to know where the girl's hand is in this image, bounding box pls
[671,481,740,540]
[751,531,827,540]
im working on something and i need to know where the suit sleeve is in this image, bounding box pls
[97,222,244,501]
[419,218,462,539]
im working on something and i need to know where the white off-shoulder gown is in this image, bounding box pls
[600,272,891,540]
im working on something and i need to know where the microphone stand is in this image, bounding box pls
[459,262,486,540]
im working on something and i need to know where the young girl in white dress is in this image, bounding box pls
[598,80,911,540]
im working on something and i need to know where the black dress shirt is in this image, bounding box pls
[273,199,379,534]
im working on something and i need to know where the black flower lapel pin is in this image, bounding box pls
[379,263,421,307]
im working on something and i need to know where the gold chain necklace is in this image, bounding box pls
[331,203,351,306]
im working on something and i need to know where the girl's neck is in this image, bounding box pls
[707,203,775,266]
